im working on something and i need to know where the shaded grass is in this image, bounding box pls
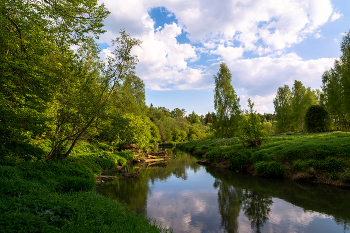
[0,140,171,233]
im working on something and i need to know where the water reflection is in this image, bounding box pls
[99,149,350,233]
[242,191,272,233]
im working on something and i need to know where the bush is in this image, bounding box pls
[254,161,268,174]
[229,153,248,169]
[293,160,309,171]
[267,161,285,176]
[254,161,284,176]
[304,105,330,133]
[316,157,343,172]
[115,151,134,160]
[0,140,46,163]
[239,99,268,147]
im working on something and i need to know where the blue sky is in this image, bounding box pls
[98,0,350,115]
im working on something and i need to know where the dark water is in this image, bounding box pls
[99,149,350,233]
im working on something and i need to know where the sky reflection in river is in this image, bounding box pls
[99,149,350,233]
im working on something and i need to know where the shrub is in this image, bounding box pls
[115,151,134,160]
[229,153,248,169]
[0,140,46,163]
[254,161,268,174]
[254,161,284,176]
[316,157,343,172]
[266,161,285,176]
[239,99,268,147]
[304,105,330,133]
[293,160,309,171]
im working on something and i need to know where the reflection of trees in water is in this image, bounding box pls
[334,217,350,233]
[242,190,272,233]
[214,178,242,233]
[208,168,274,233]
[99,149,200,215]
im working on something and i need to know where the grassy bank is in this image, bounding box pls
[0,140,170,232]
[177,132,350,187]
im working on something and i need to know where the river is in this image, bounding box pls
[99,149,350,233]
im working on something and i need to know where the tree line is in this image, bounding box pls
[2,0,349,160]
[274,32,350,133]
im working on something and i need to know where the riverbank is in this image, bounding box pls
[0,140,171,232]
[177,132,350,188]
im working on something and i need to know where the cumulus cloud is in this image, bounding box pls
[96,0,339,112]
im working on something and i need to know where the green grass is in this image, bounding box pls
[0,140,171,233]
[178,132,350,183]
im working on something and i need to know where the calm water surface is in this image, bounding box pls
[99,149,350,233]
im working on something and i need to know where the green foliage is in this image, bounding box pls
[254,161,284,176]
[292,160,314,171]
[305,105,330,132]
[0,140,46,163]
[240,99,268,147]
[316,157,343,172]
[274,85,293,133]
[229,153,248,169]
[0,166,169,233]
[112,113,152,150]
[115,151,135,161]
[254,161,268,174]
[213,62,241,138]
[341,168,350,183]
[179,132,350,182]
[0,0,109,141]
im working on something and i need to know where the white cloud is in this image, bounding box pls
[96,0,338,112]
[331,11,342,22]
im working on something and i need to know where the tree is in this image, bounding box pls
[273,85,293,133]
[187,111,200,124]
[112,113,153,150]
[45,31,141,160]
[0,0,109,140]
[204,112,214,124]
[291,80,307,132]
[214,62,240,138]
[240,99,268,147]
[340,30,350,115]
[304,105,330,132]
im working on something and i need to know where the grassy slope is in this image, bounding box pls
[177,132,350,187]
[0,140,169,233]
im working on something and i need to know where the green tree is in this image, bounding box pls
[340,31,350,115]
[304,105,330,132]
[273,85,293,133]
[112,113,152,150]
[204,112,214,124]
[187,111,200,124]
[46,31,141,160]
[214,62,241,138]
[321,64,349,130]
[291,80,307,132]
[240,99,268,147]
[0,0,109,140]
